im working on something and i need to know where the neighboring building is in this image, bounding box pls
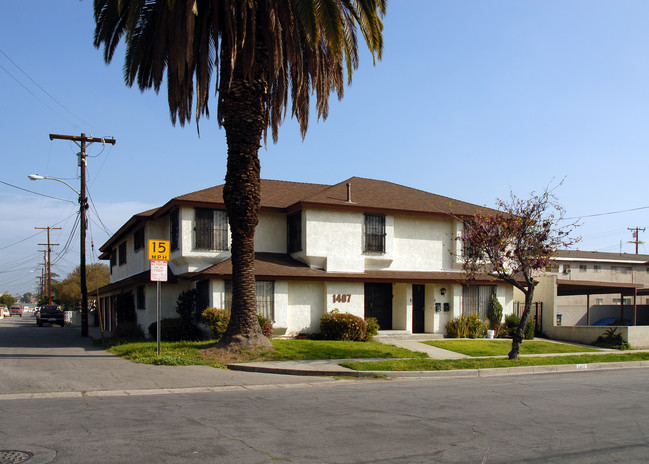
[98,177,514,336]
[513,250,649,348]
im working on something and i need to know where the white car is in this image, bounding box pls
[1,307,9,317]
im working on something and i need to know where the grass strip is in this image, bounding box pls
[341,352,649,371]
[422,339,599,357]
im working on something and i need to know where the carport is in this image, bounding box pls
[557,279,644,325]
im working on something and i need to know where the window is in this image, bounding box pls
[364,214,386,253]
[545,264,559,273]
[287,211,302,253]
[579,264,587,272]
[613,297,632,305]
[462,285,496,318]
[194,208,228,251]
[595,298,604,305]
[224,280,275,321]
[118,242,127,265]
[134,228,144,252]
[170,210,179,251]
[136,285,145,309]
[110,250,116,268]
[621,267,631,275]
[594,265,601,273]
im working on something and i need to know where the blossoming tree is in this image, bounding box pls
[462,187,578,359]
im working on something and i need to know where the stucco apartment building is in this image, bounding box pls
[98,177,514,337]
[540,250,649,326]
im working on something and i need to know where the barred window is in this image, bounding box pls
[364,214,385,253]
[194,208,228,251]
[224,280,274,321]
[462,285,496,318]
[134,228,144,252]
[170,210,179,251]
[287,211,302,253]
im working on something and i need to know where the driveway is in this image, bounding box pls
[0,317,333,397]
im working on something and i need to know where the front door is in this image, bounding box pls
[364,283,393,330]
[412,285,425,333]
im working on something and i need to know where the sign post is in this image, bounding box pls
[149,240,170,356]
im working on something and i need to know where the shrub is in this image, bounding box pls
[112,322,145,340]
[365,317,380,341]
[502,313,535,340]
[594,327,631,350]
[446,314,487,338]
[148,317,203,342]
[202,308,230,340]
[320,310,369,341]
[201,308,274,340]
[257,314,274,338]
[176,289,201,326]
[487,294,503,332]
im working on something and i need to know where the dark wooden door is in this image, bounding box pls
[412,285,425,333]
[364,283,393,330]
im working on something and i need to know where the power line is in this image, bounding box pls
[564,205,649,220]
[0,48,98,132]
[0,179,76,204]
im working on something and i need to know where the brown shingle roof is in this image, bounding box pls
[100,177,492,253]
[554,250,649,263]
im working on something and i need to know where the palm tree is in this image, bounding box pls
[94,0,386,349]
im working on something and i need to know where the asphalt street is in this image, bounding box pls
[3,315,649,463]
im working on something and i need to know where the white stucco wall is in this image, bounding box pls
[255,212,287,253]
[392,217,454,271]
[303,209,365,271]
[287,281,326,335]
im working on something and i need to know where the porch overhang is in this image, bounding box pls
[556,279,643,296]
[192,252,503,286]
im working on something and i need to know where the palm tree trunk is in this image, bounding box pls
[218,11,272,349]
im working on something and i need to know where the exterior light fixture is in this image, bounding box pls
[440,288,447,296]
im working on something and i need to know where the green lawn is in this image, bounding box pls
[96,337,642,373]
[423,339,599,357]
[97,338,427,368]
[341,352,649,371]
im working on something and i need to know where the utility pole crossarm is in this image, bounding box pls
[49,133,116,145]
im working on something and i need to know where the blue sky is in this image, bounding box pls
[1,1,649,295]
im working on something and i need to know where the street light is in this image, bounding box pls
[29,172,89,337]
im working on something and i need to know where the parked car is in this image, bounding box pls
[36,305,65,327]
[9,305,23,317]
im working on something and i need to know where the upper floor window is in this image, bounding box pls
[287,211,302,253]
[170,210,179,251]
[364,214,385,253]
[579,264,587,272]
[110,250,116,272]
[194,208,228,251]
[118,242,127,265]
[594,265,601,273]
[134,228,144,252]
[545,264,559,273]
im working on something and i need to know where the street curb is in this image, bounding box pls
[228,359,649,379]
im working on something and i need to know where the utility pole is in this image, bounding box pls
[49,133,116,337]
[628,227,646,254]
[36,227,60,305]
